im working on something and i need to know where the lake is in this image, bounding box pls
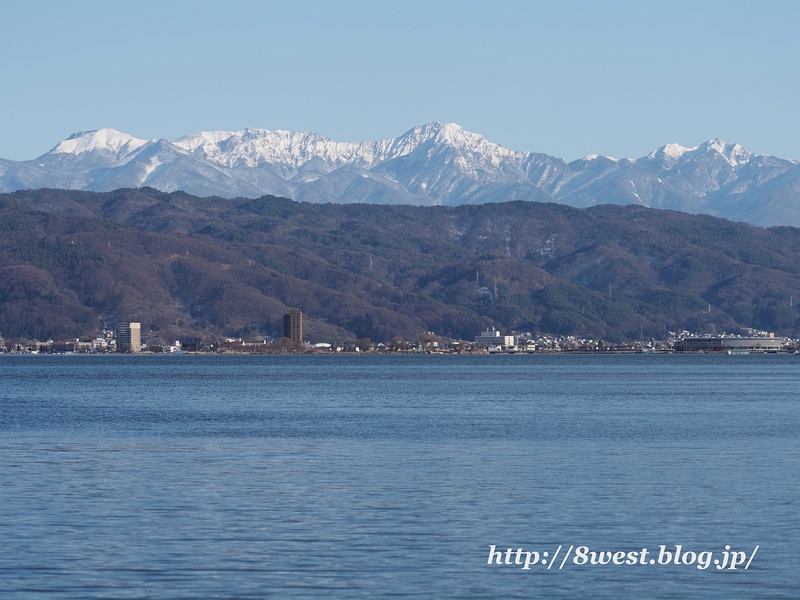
[1,354,798,598]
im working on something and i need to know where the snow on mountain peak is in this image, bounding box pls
[643,143,697,167]
[6,123,800,228]
[661,143,694,160]
[434,122,504,155]
[436,122,470,144]
[406,121,445,138]
[174,128,397,171]
[173,129,241,154]
[172,121,523,174]
[582,154,620,162]
[409,121,524,169]
[700,139,753,167]
[51,128,150,156]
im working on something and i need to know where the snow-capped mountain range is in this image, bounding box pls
[2,122,800,227]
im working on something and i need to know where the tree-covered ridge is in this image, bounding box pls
[2,188,800,343]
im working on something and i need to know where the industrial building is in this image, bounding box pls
[674,336,782,352]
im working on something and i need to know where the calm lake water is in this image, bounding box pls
[1,354,798,598]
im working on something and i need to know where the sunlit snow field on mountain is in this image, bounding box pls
[1,354,798,599]
[2,123,800,227]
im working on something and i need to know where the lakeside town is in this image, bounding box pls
[1,310,798,355]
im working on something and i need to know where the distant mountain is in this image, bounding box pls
[3,188,800,344]
[2,124,800,227]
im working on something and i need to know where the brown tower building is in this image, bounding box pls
[283,309,303,345]
[116,322,141,353]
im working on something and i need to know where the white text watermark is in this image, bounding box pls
[487,544,759,571]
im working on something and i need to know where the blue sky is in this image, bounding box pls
[1,0,799,161]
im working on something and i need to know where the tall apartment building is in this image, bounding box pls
[283,309,303,345]
[116,322,141,353]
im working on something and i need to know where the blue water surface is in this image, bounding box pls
[0,353,798,598]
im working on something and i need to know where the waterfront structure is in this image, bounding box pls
[116,322,141,353]
[674,336,782,352]
[283,309,303,345]
[475,327,515,349]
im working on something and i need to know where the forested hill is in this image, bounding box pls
[2,187,800,344]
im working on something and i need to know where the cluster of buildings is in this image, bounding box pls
[2,310,798,355]
[463,329,796,354]
[671,332,783,352]
[0,322,183,354]
[0,309,305,355]
[1,329,120,354]
[353,328,796,355]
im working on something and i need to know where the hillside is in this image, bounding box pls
[2,188,800,344]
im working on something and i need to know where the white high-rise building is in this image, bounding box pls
[475,327,515,348]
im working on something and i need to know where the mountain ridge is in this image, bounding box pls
[3,123,800,227]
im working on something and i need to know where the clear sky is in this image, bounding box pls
[1,0,799,161]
